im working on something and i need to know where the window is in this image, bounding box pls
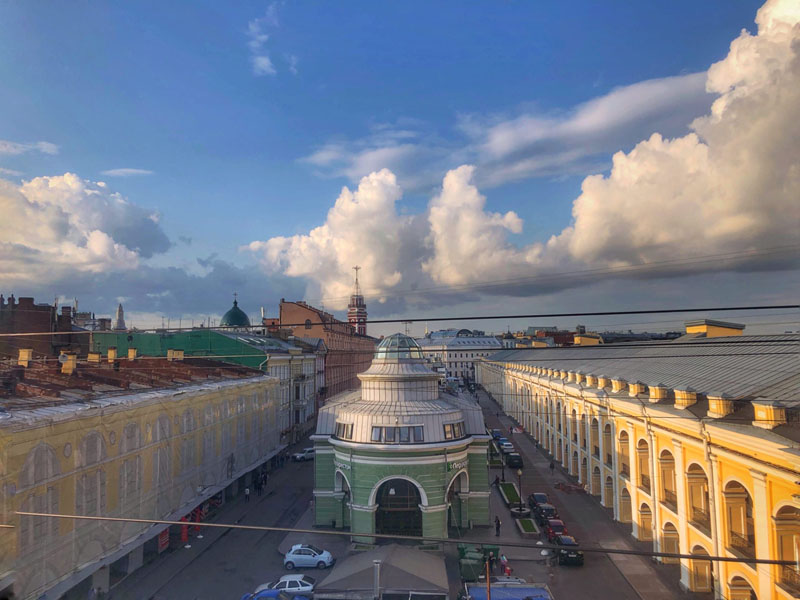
[371,427,382,442]
[335,422,353,440]
[413,426,424,442]
[384,427,397,443]
[399,427,410,442]
[305,319,312,329]
[444,423,454,439]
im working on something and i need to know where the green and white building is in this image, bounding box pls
[312,334,490,541]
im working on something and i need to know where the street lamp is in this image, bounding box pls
[517,469,523,511]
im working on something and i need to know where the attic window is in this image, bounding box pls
[305,319,312,329]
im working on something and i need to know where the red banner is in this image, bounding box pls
[157,529,169,553]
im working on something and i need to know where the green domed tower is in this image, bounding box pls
[220,298,251,328]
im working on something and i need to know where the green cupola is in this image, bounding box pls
[220,298,251,328]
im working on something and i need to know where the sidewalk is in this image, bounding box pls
[109,438,313,600]
[477,389,684,600]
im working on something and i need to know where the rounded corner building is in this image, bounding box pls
[312,333,490,540]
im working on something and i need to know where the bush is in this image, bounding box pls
[517,518,538,533]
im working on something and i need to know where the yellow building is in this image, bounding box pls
[476,322,799,600]
[0,354,281,600]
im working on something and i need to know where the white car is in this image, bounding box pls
[284,544,335,569]
[292,448,315,462]
[258,575,316,596]
[499,442,515,454]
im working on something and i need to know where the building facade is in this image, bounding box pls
[313,334,490,542]
[0,295,84,358]
[0,353,282,600]
[476,322,799,600]
[279,300,376,400]
[417,329,503,383]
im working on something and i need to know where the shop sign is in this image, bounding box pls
[157,529,169,553]
[334,461,351,470]
[447,459,468,472]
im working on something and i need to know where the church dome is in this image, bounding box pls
[220,299,251,328]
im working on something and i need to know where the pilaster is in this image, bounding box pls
[672,440,691,589]
[749,469,773,600]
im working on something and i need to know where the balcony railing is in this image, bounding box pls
[728,531,756,558]
[661,489,677,510]
[620,463,630,477]
[781,565,800,592]
[690,506,711,533]
[639,474,651,493]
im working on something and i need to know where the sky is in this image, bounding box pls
[0,0,798,338]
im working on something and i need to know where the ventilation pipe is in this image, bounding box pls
[373,559,381,600]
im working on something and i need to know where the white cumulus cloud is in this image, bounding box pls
[0,173,171,283]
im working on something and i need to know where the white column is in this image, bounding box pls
[611,419,620,520]
[649,430,661,554]
[750,469,773,600]
[597,415,605,500]
[628,423,640,538]
[672,440,691,589]
[708,454,724,600]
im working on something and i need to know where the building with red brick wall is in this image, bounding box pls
[277,300,376,399]
[0,296,84,360]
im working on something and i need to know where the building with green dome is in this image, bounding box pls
[220,298,251,329]
[312,333,490,541]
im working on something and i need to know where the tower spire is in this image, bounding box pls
[348,266,367,336]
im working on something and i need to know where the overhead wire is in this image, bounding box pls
[10,511,796,566]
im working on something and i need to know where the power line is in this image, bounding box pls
[11,511,795,566]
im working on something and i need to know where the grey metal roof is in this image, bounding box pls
[483,334,800,407]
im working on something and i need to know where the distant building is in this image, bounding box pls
[416,329,502,383]
[279,299,376,400]
[347,266,367,336]
[219,295,251,330]
[0,295,83,358]
[113,303,126,330]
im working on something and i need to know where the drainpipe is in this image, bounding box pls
[373,560,381,600]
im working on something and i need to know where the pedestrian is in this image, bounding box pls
[549,461,555,477]
[495,516,501,537]
[88,587,97,600]
[244,487,250,503]
[493,475,500,487]
[509,426,513,435]
[487,552,496,574]
[500,554,508,574]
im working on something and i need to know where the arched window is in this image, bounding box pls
[603,424,613,466]
[590,419,600,458]
[775,505,800,593]
[118,423,142,514]
[724,481,755,558]
[304,319,312,329]
[690,545,712,592]
[728,576,756,600]
[659,449,676,509]
[636,439,650,493]
[661,522,679,564]
[620,487,632,522]
[181,409,196,474]
[687,463,710,533]
[618,431,630,476]
[18,487,58,555]
[638,503,653,540]
[76,432,107,525]
[19,443,60,490]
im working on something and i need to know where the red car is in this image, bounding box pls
[545,519,568,542]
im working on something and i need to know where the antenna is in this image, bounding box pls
[352,265,361,295]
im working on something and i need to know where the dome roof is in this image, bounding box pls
[220,299,251,328]
[374,333,424,361]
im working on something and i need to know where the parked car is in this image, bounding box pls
[499,442,515,454]
[527,492,549,510]
[545,519,568,542]
[554,535,584,566]
[505,453,523,468]
[284,544,335,569]
[240,590,305,600]
[292,448,315,462]
[534,503,559,525]
[490,429,503,440]
[256,575,316,597]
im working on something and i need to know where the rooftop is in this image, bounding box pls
[485,334,800,408]
[0,356,265,420]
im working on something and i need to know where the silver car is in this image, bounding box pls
[284,544,335,569]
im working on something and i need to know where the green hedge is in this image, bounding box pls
[517,518,538,533]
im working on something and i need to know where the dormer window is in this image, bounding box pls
[335,422,353,440]
[443,421,466,440]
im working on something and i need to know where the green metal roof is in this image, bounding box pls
[220,300,251,327]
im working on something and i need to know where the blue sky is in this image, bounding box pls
[1,0,797,335]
